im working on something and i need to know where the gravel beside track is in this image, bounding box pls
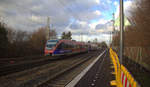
[0,55,46,66]
[123,56,150,87]
[38,50,102,87]
[0,50,102,87]
[113,49,150,87]
[0,56,62,76]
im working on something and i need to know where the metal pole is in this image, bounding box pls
[109,31,111,47]
[119,0,124,64]
[112,13,115,48]
[47,17,50,40]
[81,33,83,42]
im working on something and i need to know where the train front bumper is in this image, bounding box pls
[44,50,54,56]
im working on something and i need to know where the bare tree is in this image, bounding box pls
[30,27,47,54]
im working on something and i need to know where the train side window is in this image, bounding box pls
[63,43,67,49]
[64,43,69,49]
[57,44,61,49]
[57,43,64,49]
[62,43,65,49]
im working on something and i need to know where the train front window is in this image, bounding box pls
[46,40,58,49]
[46,44,56,49]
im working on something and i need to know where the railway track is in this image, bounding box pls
[0,55,46,66]
[0,55,59,76]
[38,50,103,87]
[0,49,104,87]
[0,52,91,77]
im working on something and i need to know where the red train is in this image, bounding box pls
[44,39,95,56]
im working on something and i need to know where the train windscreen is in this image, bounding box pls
[46,40,59,49]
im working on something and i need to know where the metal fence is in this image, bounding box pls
[113,47,150,71]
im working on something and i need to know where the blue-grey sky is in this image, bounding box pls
[0,0,133,43]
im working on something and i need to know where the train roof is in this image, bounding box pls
[47,39,89,45]
[47,39,60,42]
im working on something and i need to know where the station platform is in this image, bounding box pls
[66,49,114,87]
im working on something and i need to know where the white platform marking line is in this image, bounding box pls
[65,50,106,87]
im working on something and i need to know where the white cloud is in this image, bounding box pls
[98,19,108,24]
[93,10,101,15]
[124,0,133,14]
[114,5,119,18]
[69,20,89,30]
[0,0,115,44]
[30,15,42,23]
[78,21,87,26]
[89,19,108,29]
[89,22,98,29]
[115,0,133,18]
[31,5,43,11]
[106,0,112,4]
[114,1,118,6]
[72,33,110,44]
[0,0,119,44]
[95,0,100,4]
